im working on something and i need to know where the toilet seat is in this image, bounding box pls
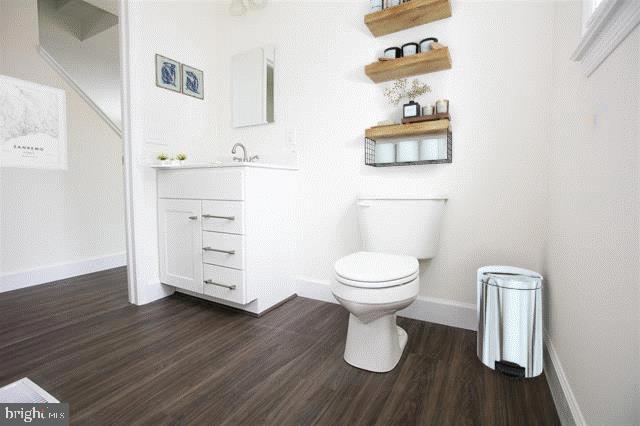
[334,252,419,289]
[336,270,418,288]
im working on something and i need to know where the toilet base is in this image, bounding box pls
[343,313,408,373]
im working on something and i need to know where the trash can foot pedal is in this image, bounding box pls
[495,360,525,378]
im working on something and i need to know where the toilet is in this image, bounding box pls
[331,196,446,372]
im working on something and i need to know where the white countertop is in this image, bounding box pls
[150,161,298,171]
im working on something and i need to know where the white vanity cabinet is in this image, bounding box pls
[156,165,297,315]
[157,199,203,294]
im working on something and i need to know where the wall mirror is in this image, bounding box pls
[232,46,274,128]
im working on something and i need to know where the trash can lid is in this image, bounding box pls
[482,272,542,290]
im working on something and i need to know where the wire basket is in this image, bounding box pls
[364,127,452,167]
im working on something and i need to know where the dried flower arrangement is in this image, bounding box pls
[383,78,431,105]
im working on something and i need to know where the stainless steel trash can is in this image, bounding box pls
[477,266,543,378]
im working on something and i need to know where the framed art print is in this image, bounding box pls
[0,75,67,170]
[181,64,204,100]
[155,54,181,92]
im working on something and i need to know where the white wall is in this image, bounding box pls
[126,0,554,308]
[123,0,222,303]
[0,1,4,72]
[544,2,640,424]
[211,0,554,304]
[0,0,125,289]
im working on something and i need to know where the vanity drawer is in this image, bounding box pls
[203,264,247,304]
[201,201,244,234]
[157,168,244,200]
[202,232,244,270]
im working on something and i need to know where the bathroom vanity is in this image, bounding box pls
[155,163,297,315]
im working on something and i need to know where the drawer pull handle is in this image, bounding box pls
[202,214,235,220]
[188,216,198,220]
[204,279,236,290]
[203,247,236,255]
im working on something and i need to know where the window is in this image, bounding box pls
[572,0,640,76]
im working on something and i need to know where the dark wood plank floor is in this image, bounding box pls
[0,267,559,425]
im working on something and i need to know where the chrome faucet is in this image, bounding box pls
[231,143,259,162]
[232,143,248,162]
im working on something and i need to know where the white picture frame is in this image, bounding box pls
[155,54,182,93]
[0,75,68,170]
[181,64,204,100]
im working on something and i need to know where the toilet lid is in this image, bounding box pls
[334,252,419,288]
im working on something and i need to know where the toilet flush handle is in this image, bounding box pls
[357,202,372,208]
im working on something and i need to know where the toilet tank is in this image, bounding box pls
[357,196,446,260]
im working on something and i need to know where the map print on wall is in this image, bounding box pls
[0,75,67,169]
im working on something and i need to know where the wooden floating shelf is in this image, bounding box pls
[365,119,449,139]
[402,112,449,124]
[364,0,452,37]
[365,48,451,83]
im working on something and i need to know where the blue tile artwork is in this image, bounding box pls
[185,71,198,93]
[181,65,204,100]
[155,54,181,92]
[162,62,177,86]
[155,54,203,99]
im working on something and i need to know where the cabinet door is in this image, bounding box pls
[158,199,203,293]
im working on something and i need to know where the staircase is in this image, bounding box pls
[37,0,121,135]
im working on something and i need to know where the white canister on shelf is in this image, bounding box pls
[419,37,438,53]
[375,143,395,164]
[401,42,419,56]
[436,99,449,114]
[370,0,383,12]
[396,140,419,162]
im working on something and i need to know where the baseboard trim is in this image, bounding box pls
[296,276,477,331]
[134,281,175,305]
[400,295,476,331]
[296,276,338,304]
[544,334,586,426]
[0,252,127,293]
